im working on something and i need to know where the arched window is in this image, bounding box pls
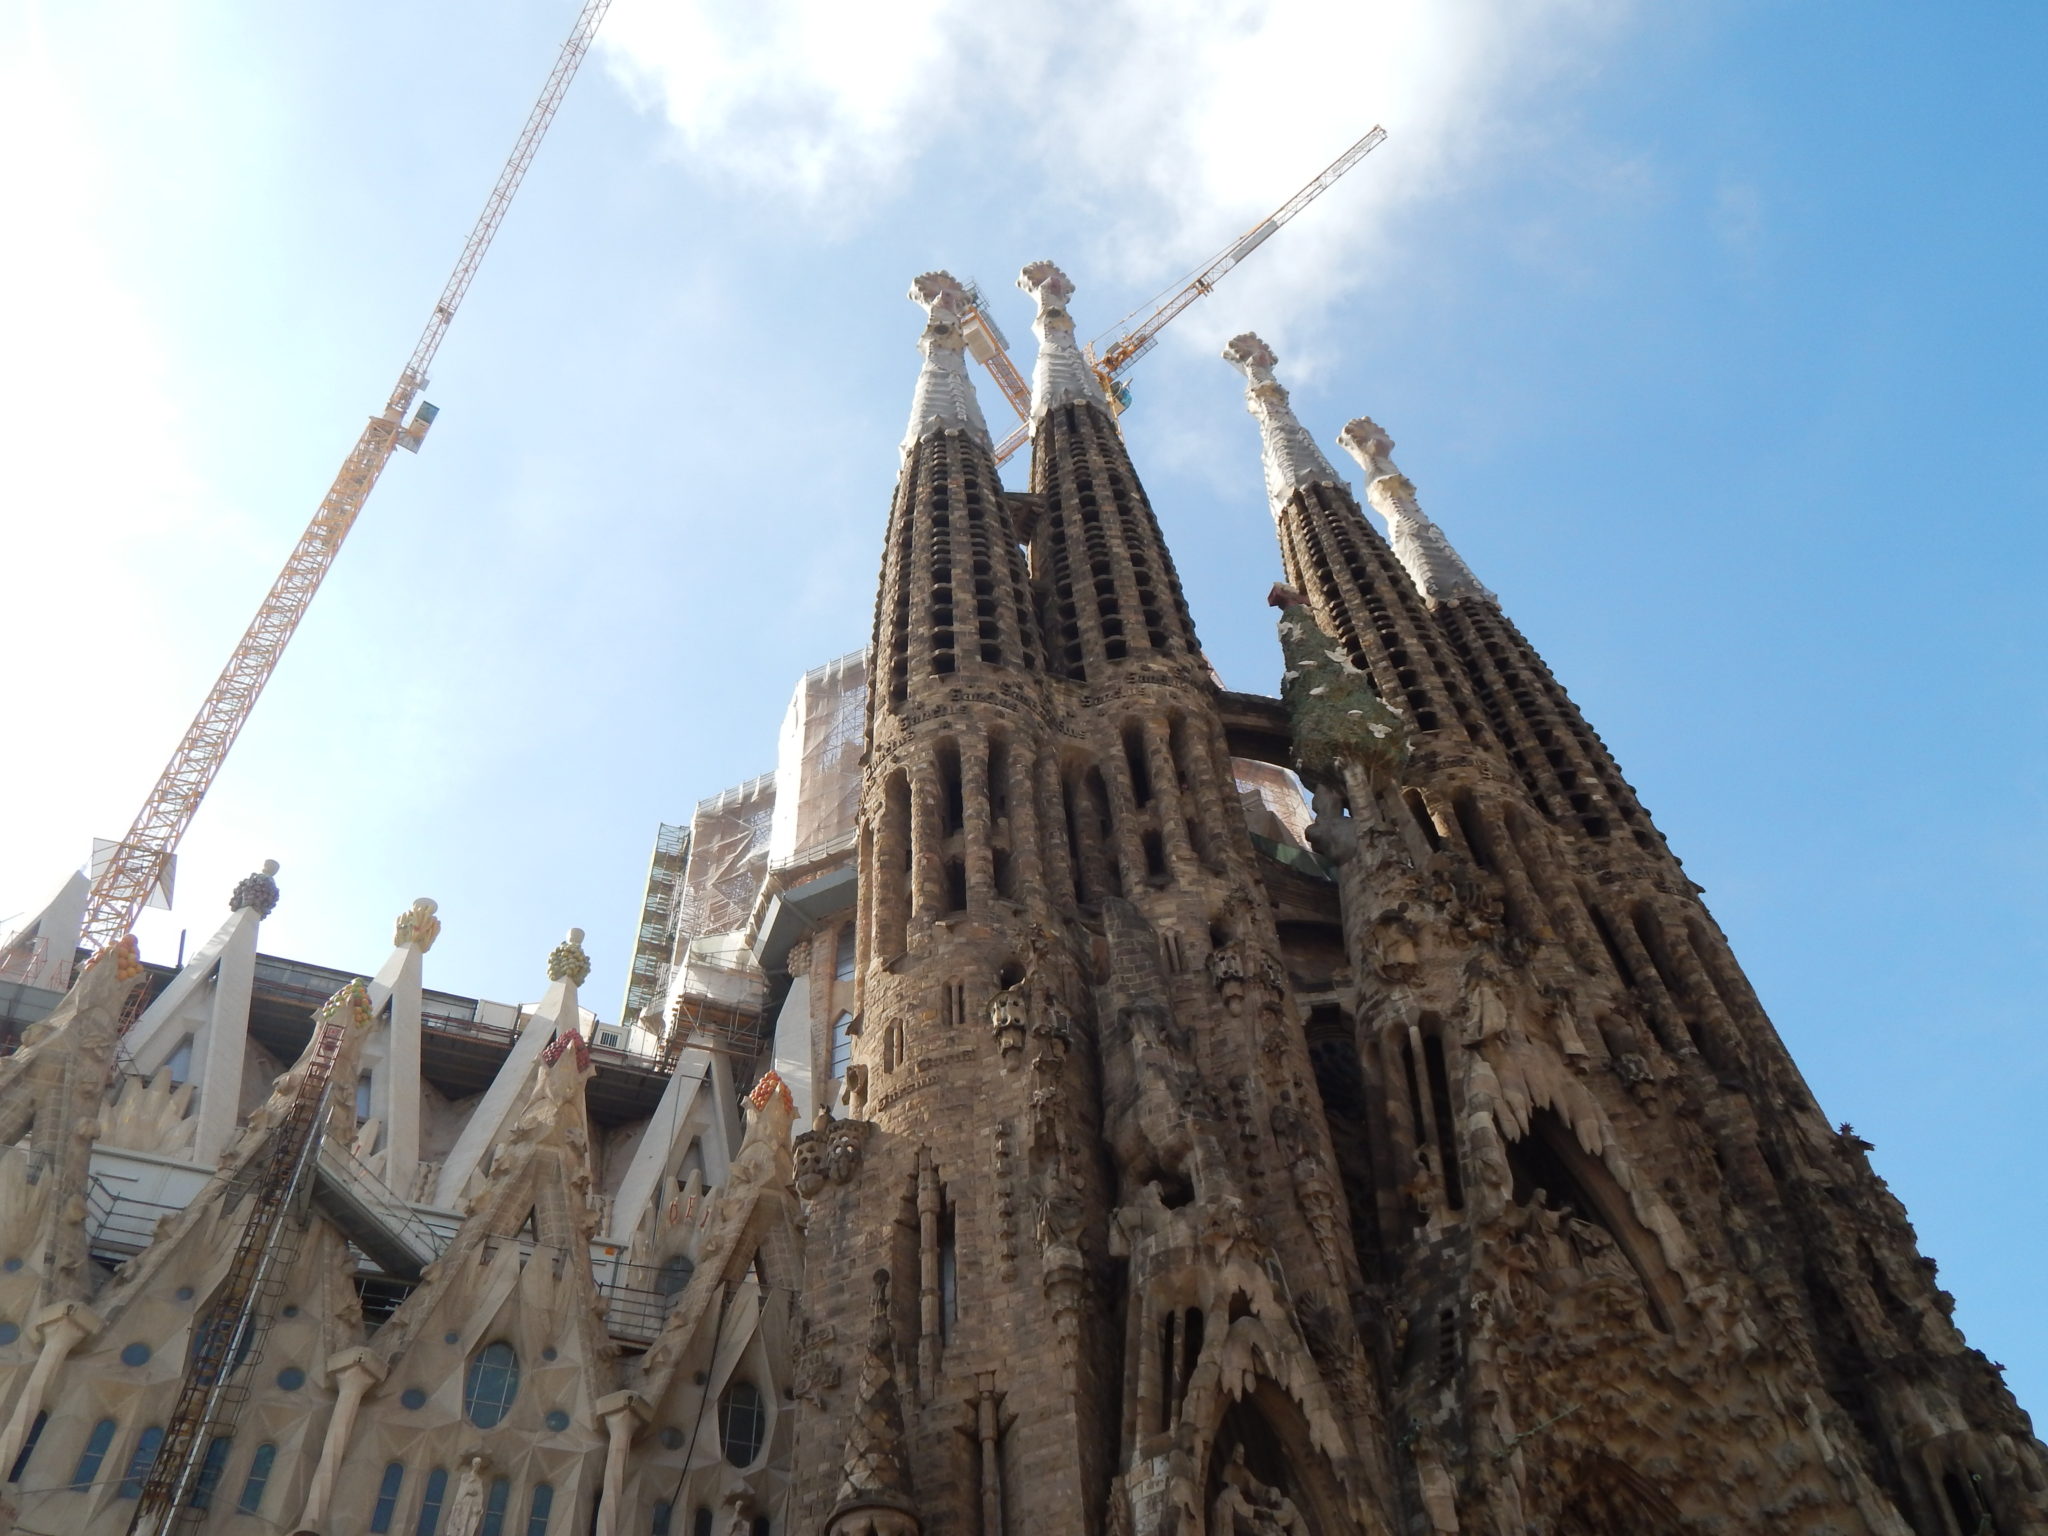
[691,1509,714,1536]
[657,1255,695,1298]
[718,1379,767,1466]
[6,1411,45,1483]
[190,1435,232,1510]
[829,1012,854,1080]
[237,1442,276,1513]
[117,1433,165,1507]
[370,1461,406,1532]
[416,1467,450,1536]
[524,1483,554,1536]
[480,1476,511,1536]
[649,1502,672,1536]
[464,1341,520,1427]
[833,922,857,981]
[70,1419,116,1491]
[357,1072,375,1121]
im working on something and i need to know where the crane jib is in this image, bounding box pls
[72,0,613,975]
[974,124,1386,465]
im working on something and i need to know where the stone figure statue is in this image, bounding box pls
[1211,1446,1312,1535]
[442,1455,490,1536]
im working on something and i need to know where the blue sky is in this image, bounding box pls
[2,1,2042,1414]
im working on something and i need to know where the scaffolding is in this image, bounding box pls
[620,821,690,1028]
[766,651,866,879]
[658,776,777,1066]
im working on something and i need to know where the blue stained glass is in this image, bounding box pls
[190,1436,232,1509]
[276,1366,306,1391]
[544,1410,570,1432]
[70,1419,116,1490]
[402,1387,429,1409]
[480,1476,511,1536]
[464,1341,520,1428]
[117,1425,164,1499]
[417,1467,450,1536]
[238,1443,276,1513]
[650,1501,672,1536]
[120,1342,151,1366]
[525,1483,554,1536]
[370,1461,406,1533]
[0,1322,19,1345]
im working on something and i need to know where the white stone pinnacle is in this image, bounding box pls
[1221,332,1346,517]
[901,271,993,458]
[1336,417,1494,604]
[1018,260,1109,424]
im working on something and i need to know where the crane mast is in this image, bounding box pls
[962,124,1387,465]
[74,0,614,970]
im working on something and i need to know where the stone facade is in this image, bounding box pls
[0,265,2039,1536]
[788,283,2046,1536]
[0,893,795,1536]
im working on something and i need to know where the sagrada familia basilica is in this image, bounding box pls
[0,263,2040,1536]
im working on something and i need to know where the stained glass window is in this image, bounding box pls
[718,1380,766,1467]
[70,1419,116,1491]
[237,1443,276,1513]
[370,1461,406,1532]
[464,1341,520,1428]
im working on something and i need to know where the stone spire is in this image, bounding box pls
[1018,260,1109,423]
[1337,416,1494,604]
[902,271,991,457]
[826,1268,921,1536]
[1221,331,1346,512]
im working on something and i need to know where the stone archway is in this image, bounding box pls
[1198,1381,1359,1536]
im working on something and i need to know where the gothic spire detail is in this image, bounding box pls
[902,271,992,457]
[1018,261,1109,423]
[826,1268,922,1536]
[1337,417,1495,604]
[1221,331,1345,513]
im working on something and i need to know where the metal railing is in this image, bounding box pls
[84,1176,185,1263]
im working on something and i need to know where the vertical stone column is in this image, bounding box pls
[592,1392,650,1536]
[0,1302,98,1480]
[293,1347,388,1532]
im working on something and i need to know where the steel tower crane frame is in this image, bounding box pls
[957,124,1388,465]
[74,0,614,972]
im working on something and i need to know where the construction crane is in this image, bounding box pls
[72,0,614,976]
[958,124,1388,465]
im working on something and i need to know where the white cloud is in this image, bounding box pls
[602,0,1635,337]
[0,15,220,924]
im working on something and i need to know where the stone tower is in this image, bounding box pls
[793,268,1399,1536]
[1218,333,2048,1535]
[789,281,2044,1536]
